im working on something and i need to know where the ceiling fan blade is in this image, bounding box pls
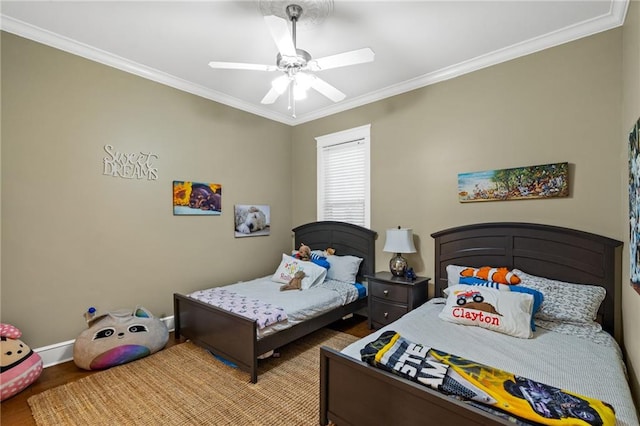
[208,61,277,72]
[310,76,346,102]
[261,87,281,104]
[264,15,296,58]
[308,47,375,71]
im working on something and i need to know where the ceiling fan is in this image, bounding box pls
[208,3,375,116]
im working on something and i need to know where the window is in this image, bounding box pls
[316,124,370,228]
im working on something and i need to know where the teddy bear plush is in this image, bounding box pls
[294,243,311,261]
[0,323,43,401]
[280,270,306,291]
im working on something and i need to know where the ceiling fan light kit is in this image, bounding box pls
[208,0,374,117]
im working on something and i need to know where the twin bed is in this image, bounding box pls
[174,220,637,425]
[173,221,376,383]
[320,222,638,426]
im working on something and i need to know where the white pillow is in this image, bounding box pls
[271,254,327,289]
[438,284,534,338]
[445,264,468,287]
[326,255,363,283]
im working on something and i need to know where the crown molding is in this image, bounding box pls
[1,0,628,127]
[293,0,629,125]
[0,15,297,125]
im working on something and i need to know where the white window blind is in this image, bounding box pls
[316,125,370,228]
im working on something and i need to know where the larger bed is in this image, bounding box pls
[173,221,376,383]
[320,222,638,426]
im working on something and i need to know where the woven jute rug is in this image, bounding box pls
[28,328,359,425]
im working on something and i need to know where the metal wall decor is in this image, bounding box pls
[103,145,158,180]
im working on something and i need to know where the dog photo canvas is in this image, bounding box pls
[173,181,222,215]
[234,204,270,237]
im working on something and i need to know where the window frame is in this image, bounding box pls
[315,124,371,229]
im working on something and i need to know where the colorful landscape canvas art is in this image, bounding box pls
[629,117,640,294]
[173,181,222,215]
[458,162,569,203]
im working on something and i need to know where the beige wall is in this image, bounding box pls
[293,27,637,404]
[293,28,623,277]
[1,32,292,347]
[622,0,640,404]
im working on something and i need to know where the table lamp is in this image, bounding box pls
[383,226,416,277]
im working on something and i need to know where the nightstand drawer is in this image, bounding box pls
[370,300,408,327]
[365,272,431,330]
[370,282,408,304]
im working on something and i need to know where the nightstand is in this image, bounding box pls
[366,272,430,329]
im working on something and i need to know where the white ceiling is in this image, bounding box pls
[0,1,629,125]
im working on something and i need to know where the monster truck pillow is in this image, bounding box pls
[73,306,168,370]
[439,285,534,338]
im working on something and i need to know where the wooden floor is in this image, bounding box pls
[1,314,371,425]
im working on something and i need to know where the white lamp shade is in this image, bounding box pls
[271,75,290,94]
[383,228,416,254]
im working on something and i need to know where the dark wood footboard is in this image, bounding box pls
[319,346,510,426]
[174,292,259,382]
[174,292,368,383]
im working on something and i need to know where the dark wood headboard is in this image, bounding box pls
[431,222,623,342]
[292,221,377,283]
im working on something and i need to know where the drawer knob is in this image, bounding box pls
[383,290,389,296]
[384,312,389,319]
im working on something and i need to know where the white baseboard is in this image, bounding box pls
[35,315,175,368]
[164,316,175,334]
[35,339,76,368]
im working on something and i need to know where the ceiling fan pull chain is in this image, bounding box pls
[292,92,297,118]
[288,80,297,118]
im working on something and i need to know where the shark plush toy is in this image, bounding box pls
[73,306,168,370]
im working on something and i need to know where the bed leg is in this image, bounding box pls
[173,294,181,341]
[319,348,329,426]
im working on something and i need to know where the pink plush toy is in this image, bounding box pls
[0,323,43,401]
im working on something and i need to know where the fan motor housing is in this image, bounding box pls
[276,49,311,70]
